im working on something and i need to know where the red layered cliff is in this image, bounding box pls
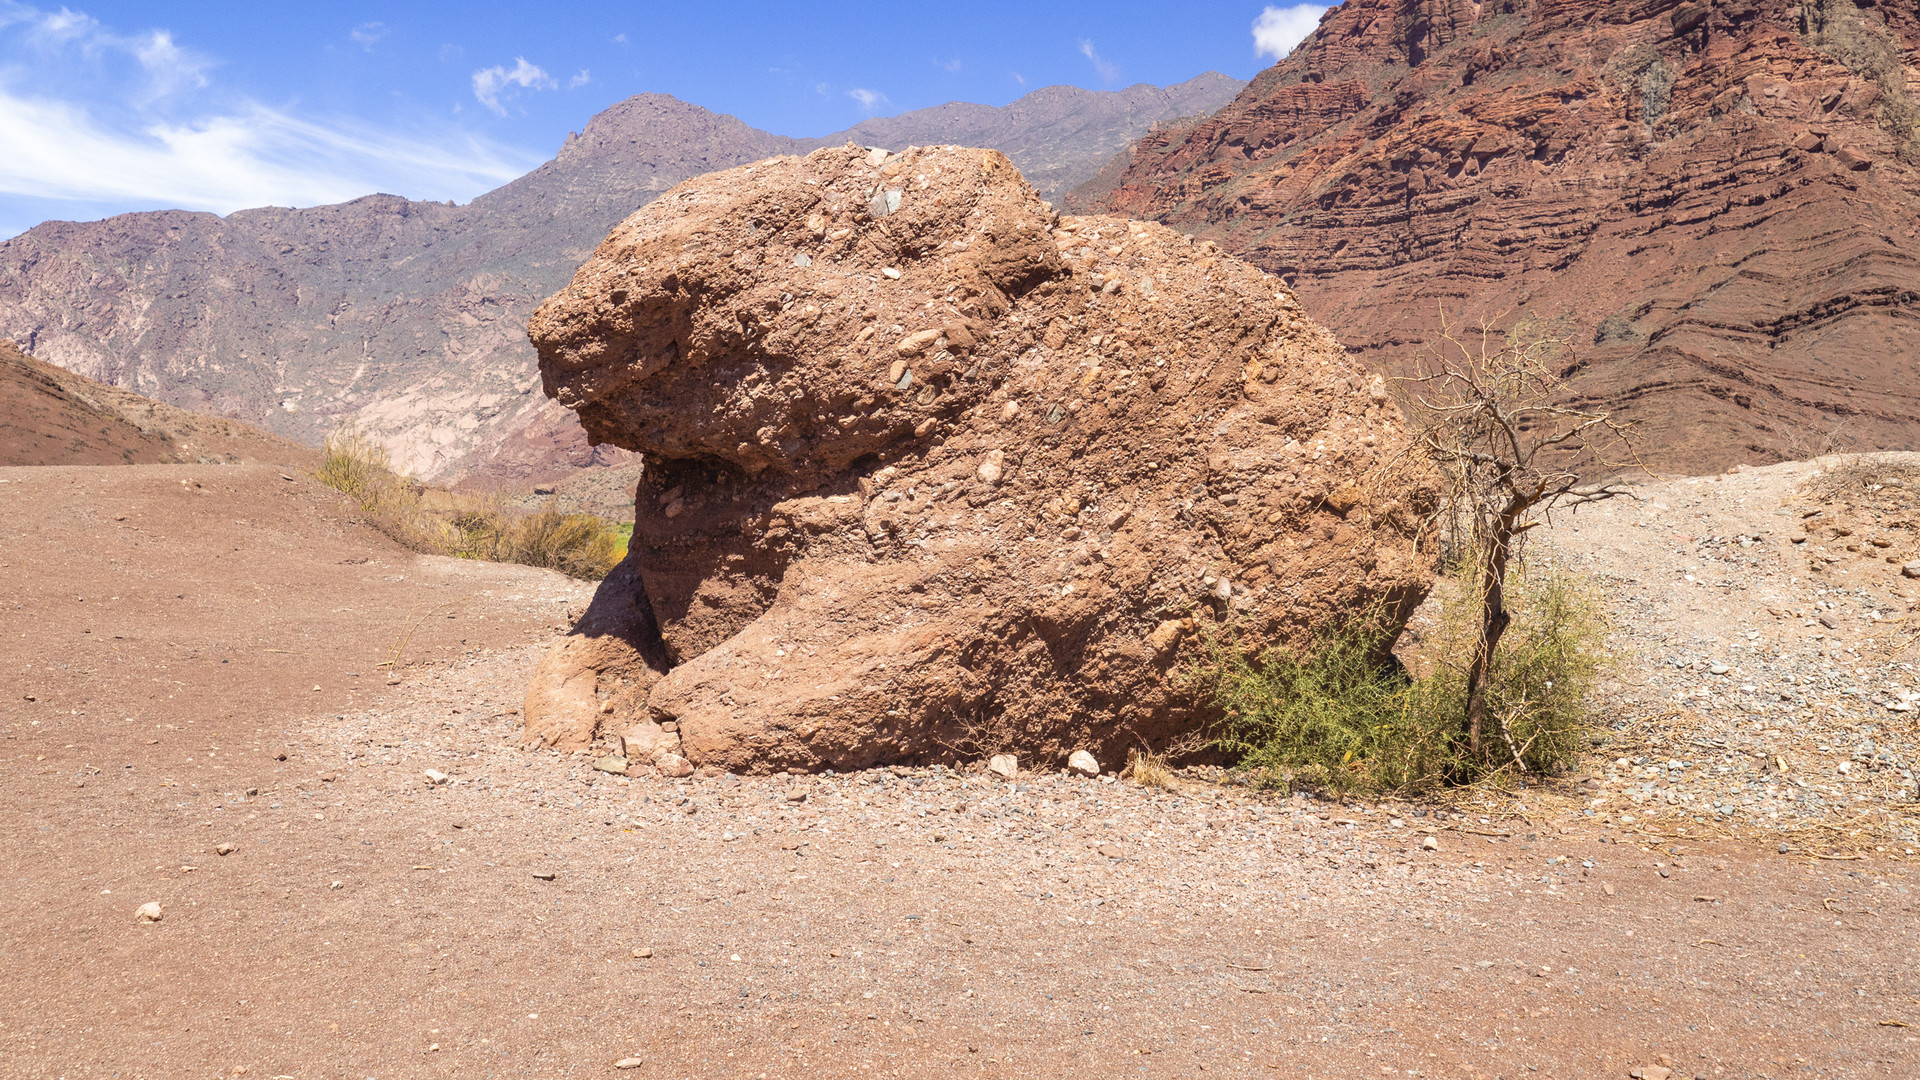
[1080,0,1920,470]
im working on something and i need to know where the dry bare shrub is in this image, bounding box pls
[1402,313,1636,763]
[1801,454,1920,509]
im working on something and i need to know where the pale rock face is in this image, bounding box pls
[618,719,683,765]
[524,143,1439,772]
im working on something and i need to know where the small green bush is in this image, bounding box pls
[1592,313,1640,346]
[1414,565,1605,778]
[1193,565,1604,796]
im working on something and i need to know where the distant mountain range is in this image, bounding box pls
[0,73,1242,484]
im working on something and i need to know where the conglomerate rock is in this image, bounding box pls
[522,143,1439,773]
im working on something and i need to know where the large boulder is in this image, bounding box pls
[524,143,1438,771]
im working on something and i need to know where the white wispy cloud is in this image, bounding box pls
[1078,39,1119,85]
[350,22,385,51]
[0,92,533,217]
[1,2,211,102]
[847,87,887,112]
[934,56,962,73]
[471,57,555,116]
[568,69,591,89]
[1252,4,1331,61]
[0,2,539,236]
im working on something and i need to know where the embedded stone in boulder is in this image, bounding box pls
[524,142,1440,772]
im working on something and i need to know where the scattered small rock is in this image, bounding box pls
[134,902,163,923]
[1421,835,1441,851]
[593,754,630,776]
[215,842,236,856]
[657,754,694,778]
[422,769,450,786]
[1066,750,1100,777]
[632,947,653,959]
[987,754,1018,779]
[976,450,1005,486]
[532,870,557,881]
[1097,843,1123,858]
[613,1058,645,1070]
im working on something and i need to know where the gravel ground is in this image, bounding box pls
[1506,454,1920,855]
[3,462,1917,1079]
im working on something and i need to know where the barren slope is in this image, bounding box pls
[1083,0,1920,472]
[0,339,313,468]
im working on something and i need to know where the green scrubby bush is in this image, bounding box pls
[1592,313,1640,346]
[1194,564,1605,796]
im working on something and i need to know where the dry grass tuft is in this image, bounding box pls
[317,425,622,580]
[1120,748,1178,789]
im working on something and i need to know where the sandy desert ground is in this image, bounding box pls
[2,461,1915,1079]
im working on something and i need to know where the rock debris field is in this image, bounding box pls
[1513,454,1920,855]
[1,461,1915,1078]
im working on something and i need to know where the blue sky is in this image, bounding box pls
[0,1,1334,239]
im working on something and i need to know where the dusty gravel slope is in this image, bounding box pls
[1,463,1914,1079]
